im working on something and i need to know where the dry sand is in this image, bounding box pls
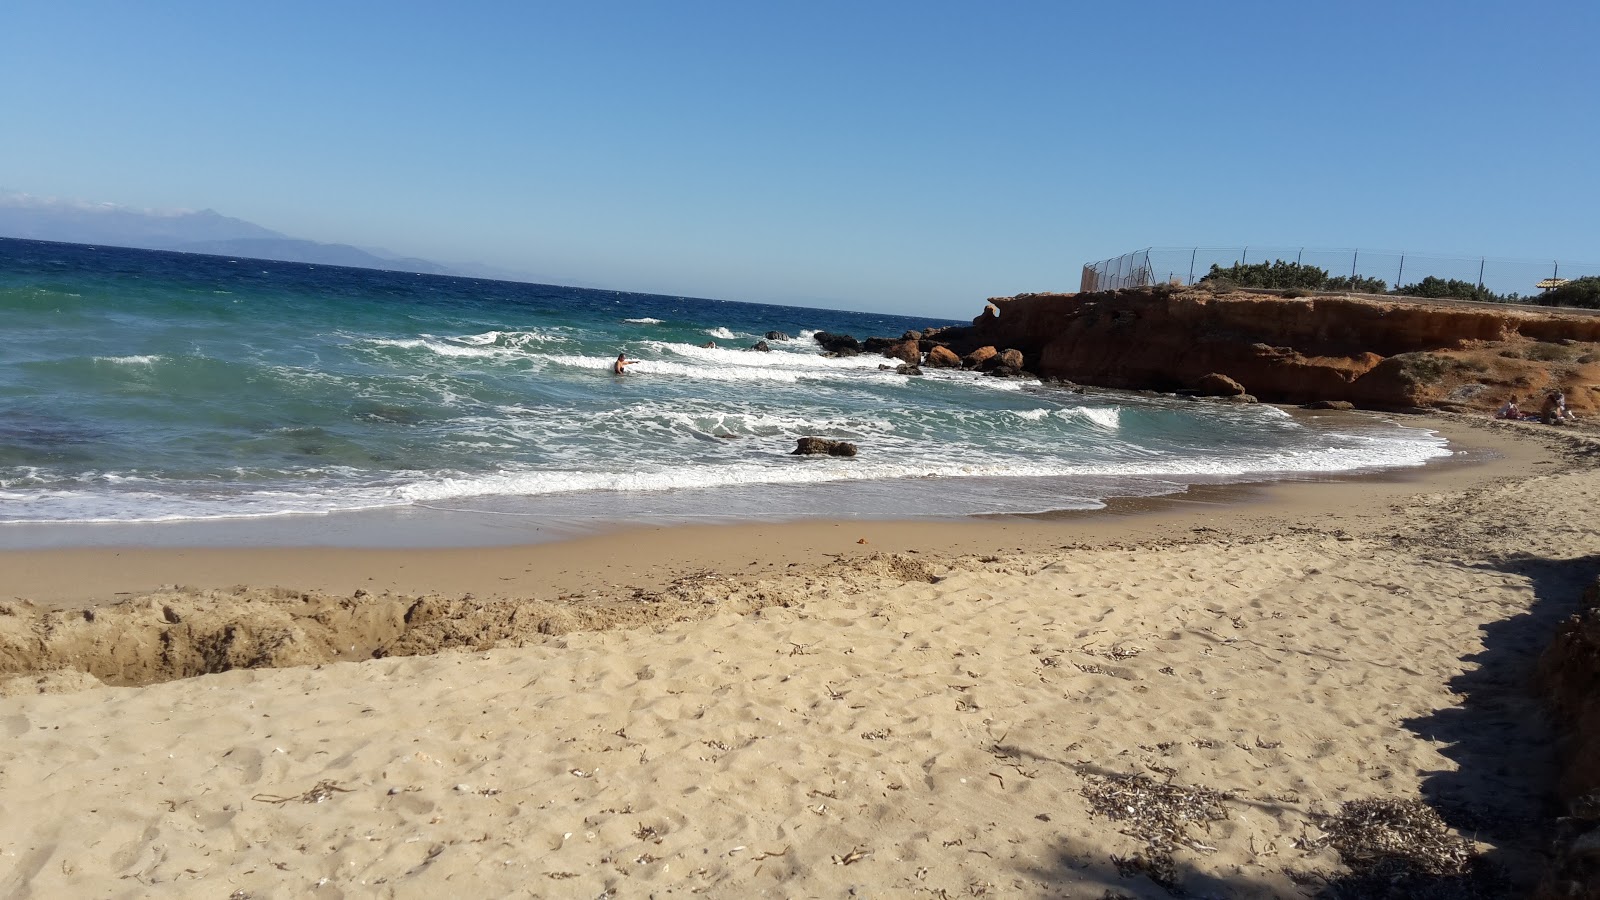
[1,414,1597,898]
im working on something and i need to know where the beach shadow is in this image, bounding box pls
[1022,827,1513,898]
[1018,834,1292,899]
[1401,552,1599,884]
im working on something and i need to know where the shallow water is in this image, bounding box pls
[0,238,1450,533]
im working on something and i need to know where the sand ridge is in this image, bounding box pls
[0,416,1597,897]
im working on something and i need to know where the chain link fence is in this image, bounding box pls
[1081,246,1600,301]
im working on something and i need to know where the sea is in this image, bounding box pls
[0,237,1453,546]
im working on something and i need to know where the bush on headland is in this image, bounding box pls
[1194,260,1592,306]
[1393,276,1505,305]
[1536,276,1600,310]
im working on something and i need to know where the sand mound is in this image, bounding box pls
[0,573,790,688]
[0,548,987,691]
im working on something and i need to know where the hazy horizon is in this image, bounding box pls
[3,2,1595,319]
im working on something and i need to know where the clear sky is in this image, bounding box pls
[3,1,1596,318]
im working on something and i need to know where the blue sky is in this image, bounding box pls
[3,1,1596,318]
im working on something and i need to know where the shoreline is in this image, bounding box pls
[2,413,1597,896]
[0,412,1554,610]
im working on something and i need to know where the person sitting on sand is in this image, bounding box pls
[1496,396,1521,420]
[612,352,639,375]
[1540,391,1576,425]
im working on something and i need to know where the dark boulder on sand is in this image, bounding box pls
[792,437,858,457]
[1196,372,1247,396]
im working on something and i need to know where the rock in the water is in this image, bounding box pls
[701,341,717,349]
[1302,400,1355,410]
[792,437,858,457]
[902,330,923,342]
[822,348,859,358]
[994,348,1024,370]
[885,340,921,365]
[925,345,961,368]
[895,364,923,376]
[814,331,862,353]
[1196,372,1247,396]
[862,337,897,353]
[765,331,790,341]
[963,346,998,369]
[986,365,1023,378]
[749,340,770,352]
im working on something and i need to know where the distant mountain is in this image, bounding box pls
[0,194,285,247]
[166,238,455,274]
[0,191,454,276]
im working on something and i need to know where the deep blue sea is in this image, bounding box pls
[0,238,1450,536]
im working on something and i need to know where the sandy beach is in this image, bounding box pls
[2,413,1597,898]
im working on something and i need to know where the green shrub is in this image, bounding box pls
[1200,260,1329,290]
[1323,274,1389,293]
[1538,276,1600,309]
[1523,342,1574,361]
[1395,353,1449,384]
[1393,276,1503,304]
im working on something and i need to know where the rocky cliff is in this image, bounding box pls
[1537,576,1600,898]
[932,287,1600,413]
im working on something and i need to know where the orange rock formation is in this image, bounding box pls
[937,288,1600,412]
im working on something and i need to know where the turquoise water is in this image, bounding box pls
[0,238,1450,533]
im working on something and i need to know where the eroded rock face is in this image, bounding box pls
[933,288,1600,412]
[1536,577,1600,898]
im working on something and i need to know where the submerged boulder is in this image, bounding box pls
[814,331,862,353]
[792,437,858,457]
[749,340,771,352]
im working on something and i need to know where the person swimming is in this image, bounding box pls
[612,352,638,375]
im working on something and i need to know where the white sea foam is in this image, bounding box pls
[1060,407,1121,429]
[624,317,663,324]
[704,326,737,339]
[366,337,505,359]
[92,355,162,365]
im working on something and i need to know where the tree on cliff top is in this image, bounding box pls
[1536,276,1600,309]
[1321,274,1389,293]
[1393,276,1502,304]
[1200,260,1329,290]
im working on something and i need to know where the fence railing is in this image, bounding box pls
[1081,246,1600,300]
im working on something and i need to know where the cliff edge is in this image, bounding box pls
[934,287,1600,413]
